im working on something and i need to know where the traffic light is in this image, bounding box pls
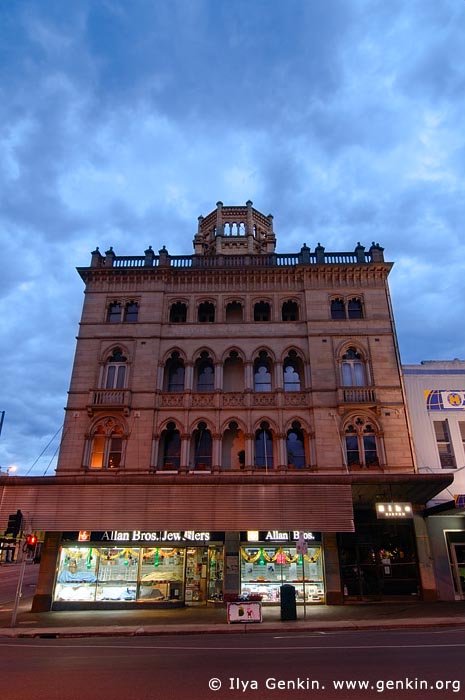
[26,534,38,550]
[5,509,23,537]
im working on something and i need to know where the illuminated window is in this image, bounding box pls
[89,420,125,470]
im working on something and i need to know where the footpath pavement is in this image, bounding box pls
[0,597,464,639]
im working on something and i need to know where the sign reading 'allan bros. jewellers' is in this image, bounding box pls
[63,530,221,544]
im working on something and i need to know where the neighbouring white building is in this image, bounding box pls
[403,360,465,600]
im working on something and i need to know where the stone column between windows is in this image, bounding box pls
[276,432,287,470]
[184,362,194,392]
[180,433,190,473]
[214,363,223,391]
[244,433,254,469]
[244,362,254,391]
[151,434,160,470]
[274,362,284,390]
[212,433,222,472]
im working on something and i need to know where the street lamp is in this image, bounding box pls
[0,465,17,475]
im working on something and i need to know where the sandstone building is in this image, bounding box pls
[0,202,451,610]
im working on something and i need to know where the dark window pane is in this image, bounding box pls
[331,299,345,319]
[348,298,363,319]
[125,302,139,322]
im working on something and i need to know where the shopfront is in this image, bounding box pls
[338,509,420,600]
[240,531,325,603]
[53,530,224,609]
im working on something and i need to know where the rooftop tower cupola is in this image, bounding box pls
[193,200,276,257]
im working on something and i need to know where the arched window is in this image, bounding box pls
[107,301,122,323]
[254,301,270,322]
[195,352,214,392]
[286,422,306,468]
[124,301,139,322]
[225,301,243,323]
[331,298,346,320]
[348,297,363,319]
[223,351,244,392]
[222,421,245,470]
[341,347,368,386]
[255,422,273,469]
[193,422,212,470]
[254,351,272,392]
[282,300,299,321]
[344,417,380,469]
[165,352,185,392]
[283,351,303,391]
[103,348,127,389]
[198,301,215,323]
[89,419,125,470]
[159,422,181,471]
[170,302,187,323]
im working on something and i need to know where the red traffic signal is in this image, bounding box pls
[26,534,38,549]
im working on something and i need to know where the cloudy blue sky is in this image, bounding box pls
[0,0,464,476]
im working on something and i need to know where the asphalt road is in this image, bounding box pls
[0,563,38,610]
[0,627,464,700]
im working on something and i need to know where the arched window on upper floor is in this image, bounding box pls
[283,350,303,391]
[124,301,139,322]
[255,421,274,470]
[164,352,185,392]
[192,422,212,471]
[107,301,122,323]
[225,301,243,323]
[223,350,244,392]
[222,421,245,470]
[198,301,215,323]
[195,352,214,392]
[254,301,270,322]
[348,297,363,319]
[286,422,306,469]
[169,302,187,323]
[341,347,368,387]
[89,418,125,470]
[103,348,127,389]
[158,422,181,471]
[254,351,272,392]
[282,300,299,321]
[344,417,380,469]
[330,298,346,320]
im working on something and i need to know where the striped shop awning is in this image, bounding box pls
[0,482,354,532]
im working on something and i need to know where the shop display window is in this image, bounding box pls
[240,546,324,603]
[138,547,185,602]
[96,547,139,602]
[54,546,99,602]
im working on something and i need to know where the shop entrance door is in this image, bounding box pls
[185,548,208,603]
[450,543,465,598]
[185,546,224,604]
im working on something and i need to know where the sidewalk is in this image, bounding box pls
[1,597,464,639]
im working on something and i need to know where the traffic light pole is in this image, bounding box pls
[11,541,27,627]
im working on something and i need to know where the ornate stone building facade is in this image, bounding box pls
[0,202,451,611]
